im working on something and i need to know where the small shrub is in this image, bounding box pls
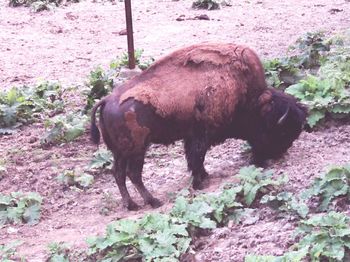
[9,0,80,12]
[87,148,113,171]
[192,0,220,10]
[261,191,309,218]
[0,81,64,134]
[264,31,350,128]
[47,242,70,262]
[0,241,24,262]
[294,211,350,261]
[237,166,288,206]
[84,49,153,113]
[56,169,94,189]
[301,164,350,211]
[0,192,42,225]
[41,112,88,145]
[87,214,190,262]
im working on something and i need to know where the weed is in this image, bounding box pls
[263,31,350,128]
[0,81,64,134]
[9,0,80,12]
[295,211,350,261]
[301,164,350,211]
[0,191,42,225]
[261,191,309,218]
[56,169,94,189]
[84,49,153,113]
[41,112,88,145]
[47,242,70,262]
[237,166,288,206]
[0,241,24,262]
[192,0,221,10]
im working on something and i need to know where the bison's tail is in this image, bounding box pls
[90,99,106,145]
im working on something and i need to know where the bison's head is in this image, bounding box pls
[250,88,307,166]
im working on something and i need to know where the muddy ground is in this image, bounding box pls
[0,0,350,261]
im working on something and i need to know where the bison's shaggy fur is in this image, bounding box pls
[90,43,307,210]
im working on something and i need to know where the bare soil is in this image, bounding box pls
[0,0,350,261]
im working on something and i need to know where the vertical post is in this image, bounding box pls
[124,0,135,69]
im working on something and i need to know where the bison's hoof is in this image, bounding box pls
[192,180,204,190]
[201,170,209,179]
[148,198,163,208]
[125,200,140,211]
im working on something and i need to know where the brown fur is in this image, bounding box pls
[90,43,307,210]
[124,111,150,152]
[119,43,264,126]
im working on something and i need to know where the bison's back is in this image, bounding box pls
[119,43,267,126]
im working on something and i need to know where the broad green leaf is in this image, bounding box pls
[22,204,41,225]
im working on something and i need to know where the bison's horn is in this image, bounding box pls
[277,106,290,125]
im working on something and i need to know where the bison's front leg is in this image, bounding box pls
[112,155,140,210]
[127,153,162,208]
[184,137,209,190]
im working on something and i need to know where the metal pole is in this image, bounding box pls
[124,0,135,69]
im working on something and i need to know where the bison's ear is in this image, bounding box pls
[258,90,273,115]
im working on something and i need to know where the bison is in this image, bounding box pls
[90,43,307,210]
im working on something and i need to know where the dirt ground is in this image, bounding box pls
[0,0,350,261]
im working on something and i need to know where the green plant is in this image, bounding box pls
[47,242,70,262]
[9,0,80,12]
[0,241,24,262]
[84,49,153,113]
[237,166,288,206]
[171,195,217,230]
[286,75,350,127]
[0,192,42,225]
[263,31,350,128]
[302,165,350,211]
[41,112,88,145]
[261,191,309,218]
[263,57,304,89]
[294,211,350,261]
[245,248,309,262]
[83,66,115,113]
[56,169,94,189]
[87,214,191,262]
[111,49,154,71]
[292,31,331,69]
[88,148,113,170]
[0,81,64,134]
[195,185,243,224]
[192,0,220,10]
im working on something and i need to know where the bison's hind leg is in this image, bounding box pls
[112,154,140,211]
[127,153,162,208]
[184,136,209,190]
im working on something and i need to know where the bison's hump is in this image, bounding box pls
[119,43,265,126]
